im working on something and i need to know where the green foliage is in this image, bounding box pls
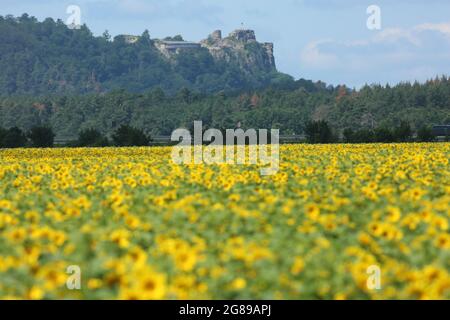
[304,120,335,144]
[1,77,449,141]
[28,126,55,147]
[343,128,355,143]
[328,79,450,132]
[1,127,27,148]
[112,125,150,147]
[77,128,109,147]
[346,121,413,143]
[394,121,413,142]
[374,127,395,143]
[0,78,328,138]
[164,35,184,41]
[343,128,375,143]
[417,126,435,142]
[0,127,6,146]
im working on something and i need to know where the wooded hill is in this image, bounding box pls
[0,14,291,95]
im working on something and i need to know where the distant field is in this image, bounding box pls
[0,144,449,299]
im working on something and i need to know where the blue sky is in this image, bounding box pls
[2,0,450,88]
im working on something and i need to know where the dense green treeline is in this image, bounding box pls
[1,77,449,139]
[0,81,331,138]
[0,120,444,149]
[0,125,153,148]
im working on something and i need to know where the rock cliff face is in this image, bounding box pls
[151,29,276,73]
[200,29,276,73]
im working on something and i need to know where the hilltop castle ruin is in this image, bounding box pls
[116,29,276,72]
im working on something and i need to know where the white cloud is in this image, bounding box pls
[373,28,421,46]
[415,22,450,38]
[300,21,450,86]
[300,40,338,68]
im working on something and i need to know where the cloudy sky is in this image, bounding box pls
[2,0,450,88]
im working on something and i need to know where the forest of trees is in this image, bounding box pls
[1,77,449,142]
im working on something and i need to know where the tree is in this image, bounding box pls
[28,126,55,148]
[343,128,377,143]
[112,125,150,146]
[417,126,434,142]
[177,87,192,103]
[137,30,151,47]
[394,121,412,142]
[164,35,184,41]
[1,127,27,148]
[353,129,375,143]
[102,30,111,41]
[149,87,165,102]
[77,128,109,147]
[343,128,354,143]
[304,120,334,144]
[374,127,394,143]
[0,127,6,147]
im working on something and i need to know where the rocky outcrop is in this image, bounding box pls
[210,30,222,42]
[228,29,256,42]
[200,29,276,73]
[121,29,277,74]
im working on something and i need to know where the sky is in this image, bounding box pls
[2,0,450,88]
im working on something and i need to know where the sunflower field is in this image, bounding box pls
[0,143,449,300]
